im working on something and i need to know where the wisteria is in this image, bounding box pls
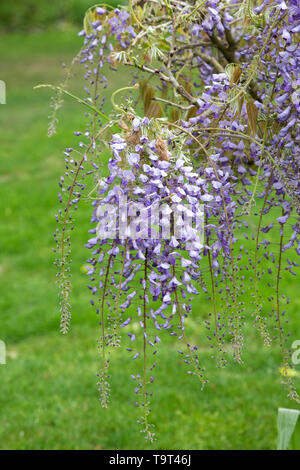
[44,0,300,442]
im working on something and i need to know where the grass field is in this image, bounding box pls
[0,30,299,450]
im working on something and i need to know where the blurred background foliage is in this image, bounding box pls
[0,0,125,32]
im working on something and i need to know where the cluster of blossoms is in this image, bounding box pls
[49,0,300,441]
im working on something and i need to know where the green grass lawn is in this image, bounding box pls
[0,30,299,450]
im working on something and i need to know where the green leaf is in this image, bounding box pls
[277,408,300,450]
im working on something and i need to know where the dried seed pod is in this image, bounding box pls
[126,129,141,146]
[246,100,258,137]
[155,136,169,161]
[230,66,242,86]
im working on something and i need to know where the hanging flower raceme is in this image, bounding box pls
[83,116,211,439]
